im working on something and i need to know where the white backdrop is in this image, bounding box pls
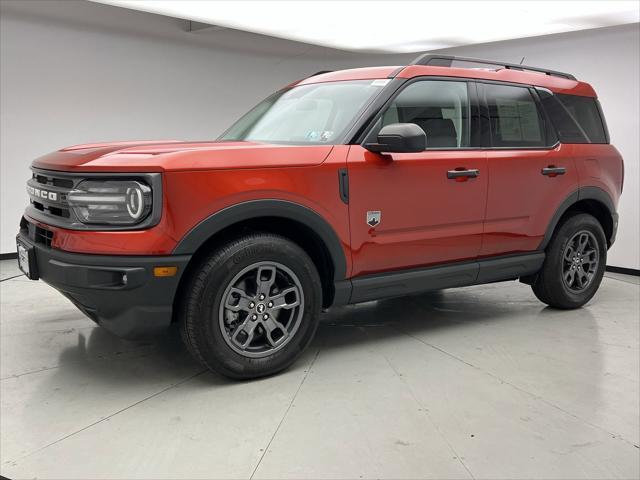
[1,1,638,269]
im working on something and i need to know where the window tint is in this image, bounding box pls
[556,94,607,143]
[537,89,587,143]
[381,80,470,148]
[485,84,546,147]
[536,90,608,144]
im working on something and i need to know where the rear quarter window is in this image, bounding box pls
[557,94,608,143]
[538,90,608,144]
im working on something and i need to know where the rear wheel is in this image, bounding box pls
[532,213,606,309]
[180,233,322,379]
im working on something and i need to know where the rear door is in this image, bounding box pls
[478,82,578,257]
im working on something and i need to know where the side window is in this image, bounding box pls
[537,89,587,143]
[556,94,608,144]
[381,80,470,148]
[484,84,546,148]
[536,90,608,144]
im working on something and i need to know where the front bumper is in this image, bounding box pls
[16,229,191,339]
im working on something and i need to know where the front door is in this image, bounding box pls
[347,79,487,277]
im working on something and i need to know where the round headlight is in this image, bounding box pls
[126,186,145,220]
[68,180,152,225]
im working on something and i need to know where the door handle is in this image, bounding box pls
[541,166,566,177]
[447,168,480,181]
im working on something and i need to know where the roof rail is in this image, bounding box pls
[309,70,333,77]
[410,54,576,81]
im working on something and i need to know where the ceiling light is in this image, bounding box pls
[90,0,640,53]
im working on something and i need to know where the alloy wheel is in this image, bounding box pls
[218,261,304,358]
[562,230,599,293]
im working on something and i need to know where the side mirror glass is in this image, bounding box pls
[364,123,426,153]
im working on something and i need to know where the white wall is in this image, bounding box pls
[0,0,410,254]
[1,1,638,269]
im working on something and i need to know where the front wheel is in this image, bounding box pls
[180,233,322,379]
[532,213,607,309]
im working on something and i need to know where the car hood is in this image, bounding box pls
[32,140,335,173]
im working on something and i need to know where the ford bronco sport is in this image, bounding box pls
[17,55,623,379]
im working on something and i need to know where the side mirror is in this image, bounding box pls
[364,123,426,153]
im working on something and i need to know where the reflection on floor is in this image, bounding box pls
[1,259,638,479]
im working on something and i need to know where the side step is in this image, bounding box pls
[348,252,545,304]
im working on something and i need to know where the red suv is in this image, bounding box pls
[17,55,623,379]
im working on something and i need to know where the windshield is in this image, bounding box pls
[219,79,388,144]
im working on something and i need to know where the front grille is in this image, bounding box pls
[35,174,73,189]
[27,170,74,220]
[25,168,84,228]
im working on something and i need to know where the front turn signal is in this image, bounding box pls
[153,266,178,277]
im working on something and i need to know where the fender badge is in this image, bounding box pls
[366,211,381,227]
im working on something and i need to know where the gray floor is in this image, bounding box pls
[1,258,638,480]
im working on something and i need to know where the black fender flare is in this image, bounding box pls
[539,186,616,250]
[172,199,347,281]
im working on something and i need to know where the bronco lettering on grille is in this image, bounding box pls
[27,185,58,201]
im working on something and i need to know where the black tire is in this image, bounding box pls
[532,213,607,309]
[179,233,322,379]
